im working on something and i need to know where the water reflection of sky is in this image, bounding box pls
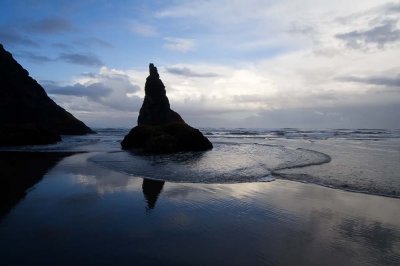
[0,153,399,265]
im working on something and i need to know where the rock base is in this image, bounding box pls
[0,125,61,146]
[121,123,213,153]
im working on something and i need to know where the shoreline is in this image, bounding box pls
[0,151,399,265]
[0,149,399,199]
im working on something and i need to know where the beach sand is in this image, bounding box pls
[0,151,399,265]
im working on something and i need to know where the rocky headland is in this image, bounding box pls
[0,44,94,146]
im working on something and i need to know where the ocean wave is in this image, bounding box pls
[89,142,331,184]
[273,172,399,198]
[1,127,399,197]
[203,128,400,141]
[275,148,331,170]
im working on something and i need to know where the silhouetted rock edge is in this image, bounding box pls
[121,63,212,153]
[121,123,213,153]
[0,44,94,146]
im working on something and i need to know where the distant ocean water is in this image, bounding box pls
[2,128,400,197]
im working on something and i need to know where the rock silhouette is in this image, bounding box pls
[142,178,165,210]
[121,63,212,153]
[138,64,184,125]
[0,44,94,146]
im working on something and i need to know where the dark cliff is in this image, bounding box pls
[0,44,94,145]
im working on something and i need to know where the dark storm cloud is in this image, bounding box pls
[44,82,112,99]
[165,66,219,78]
[335,20,400,49]
[28,17,74,34]
[58,52,103,66]
[0,30,39,47]
[338,74,400,88]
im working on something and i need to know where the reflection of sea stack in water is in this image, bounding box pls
[121,63,212,153]
[0,44,94,146]
[142,178,165,210]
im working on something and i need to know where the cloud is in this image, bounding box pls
[27,17,74,34]
[44,82,112,99]
[130,22,157,37]
[163,37,196,52]
[43,49,400,128]
[385,2,400,13]
[51,42,72,50]
[242,104,400,129]
[153,1,400,57]
[59,53,103,66]
[0,30,39,47]
[74,38,114,48]
[80,72,98,78]
[336,20,400,49]
[3,0,397,128]
[44,67,143,112]
[11,50,104,67]
[337,74,400,88]
[165,66,219,78]
[155,5,197,19]
[288,22,314,36]
[15,51,53,63]
[52,38,113,52]
[153,45,400,128]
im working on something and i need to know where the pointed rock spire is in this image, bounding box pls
[121,63,212,153]
[149,63,159,78]
[138,63,183,125]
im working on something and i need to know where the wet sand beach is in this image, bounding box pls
[0,151,399,266]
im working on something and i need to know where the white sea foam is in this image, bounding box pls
[1,127,399,197]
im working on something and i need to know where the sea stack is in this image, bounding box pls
[121,63,212,153]
[0,44,94,146]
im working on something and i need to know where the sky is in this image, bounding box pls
[1,0,400,129]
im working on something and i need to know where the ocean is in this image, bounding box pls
[3,127,400,197]
[0,128,399,265]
